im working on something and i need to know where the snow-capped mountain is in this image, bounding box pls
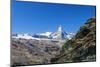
[12,33,34,39]
[50,25,75,40]
[39,32,52,37]
[12,26,75,40]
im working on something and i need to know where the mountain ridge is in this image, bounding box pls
[50,17,96,63]
[12,26,75,40]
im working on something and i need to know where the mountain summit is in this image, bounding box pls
[51,25,74,40]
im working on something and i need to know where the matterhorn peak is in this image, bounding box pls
[58,25,62,32]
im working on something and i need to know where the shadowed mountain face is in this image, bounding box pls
[51,18,96,63]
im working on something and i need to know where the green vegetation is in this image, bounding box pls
[62,40,76,51]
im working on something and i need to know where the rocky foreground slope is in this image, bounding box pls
[11,38,63,66]
[51,18,96,63]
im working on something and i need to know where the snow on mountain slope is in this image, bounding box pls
[12,33,52,40]
[66,33,75,39]
[39,32,52,37]
[12,33,34,39]
[12,32,74,40]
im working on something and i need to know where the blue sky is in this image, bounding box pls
[12,0,96,34]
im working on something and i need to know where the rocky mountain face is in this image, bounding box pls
[51,18,96,63]
[11,38,62,66]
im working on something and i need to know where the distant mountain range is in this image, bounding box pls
[12,26,75,40]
